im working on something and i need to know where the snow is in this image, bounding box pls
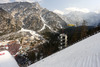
[38,15,55,32]
[18,28,40,37]
[18,28,45,42]
[0,51,19,67]
[38,15,46,32]
[29,32,100,67]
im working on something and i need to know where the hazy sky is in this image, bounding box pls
[1,0,100,11]
[40,0,100,11]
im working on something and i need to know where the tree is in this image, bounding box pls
[80,20,88,38]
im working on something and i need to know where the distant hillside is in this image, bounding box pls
[54,11,100,26]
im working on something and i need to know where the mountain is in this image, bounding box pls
[0,5,45,43]
[0,2,67,32]
[0,8,22,36]
[54,11,100,26]
[0,2,68,58]
[29,32,100,67]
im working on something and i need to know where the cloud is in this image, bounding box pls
[0,0,10,3]
[65,7,90,13]
[94,10,100,14]
[15,0,42,3]
[53,9,64,15]
[54,7,90,15]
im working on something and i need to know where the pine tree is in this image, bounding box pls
[80,20,88,39]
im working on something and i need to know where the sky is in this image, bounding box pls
[0,0,100,14]
[40,0,99,11]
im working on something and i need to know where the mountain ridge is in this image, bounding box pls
[0,2,67,32]
[54,10,100,26]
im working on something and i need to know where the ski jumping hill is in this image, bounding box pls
[29,32,100,67]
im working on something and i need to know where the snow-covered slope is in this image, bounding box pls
[29,32,100,67]
[0,51,19,67]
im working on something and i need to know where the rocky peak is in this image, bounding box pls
[0,2,18,12]
[32,2,41,9]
